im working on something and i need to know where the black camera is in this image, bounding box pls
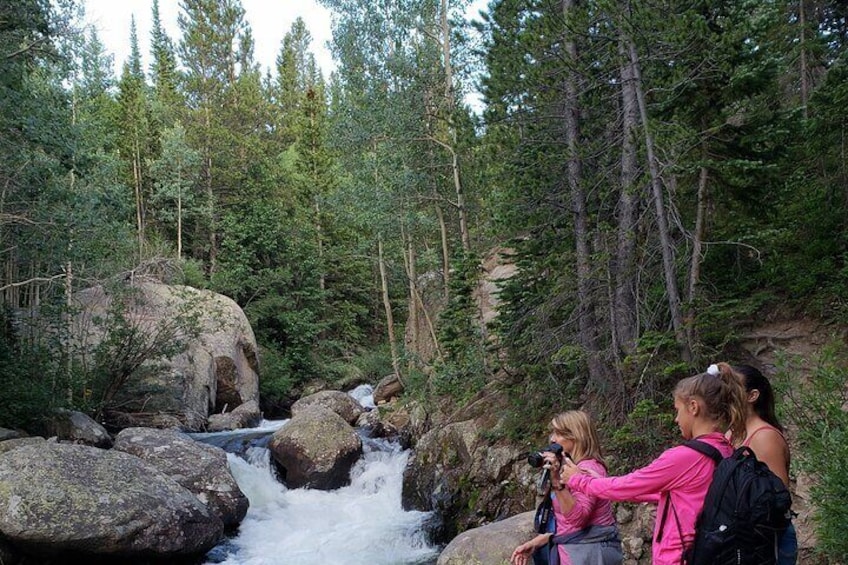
[527,442,564,468]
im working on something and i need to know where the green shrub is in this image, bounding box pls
[257,346,296,403]
[606,399,677,475]
[0,336,56,431]
[776,344,848,561]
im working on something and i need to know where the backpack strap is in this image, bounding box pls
[682,439,723,465]
[655,441,722,546]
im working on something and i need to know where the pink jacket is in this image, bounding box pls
[566,432,732,565]
[553,458,616,565]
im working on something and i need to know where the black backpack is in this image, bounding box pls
[682,441,792,565]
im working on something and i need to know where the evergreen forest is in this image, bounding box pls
[2,0,848,558]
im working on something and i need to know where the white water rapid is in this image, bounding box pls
[196,387,439,565]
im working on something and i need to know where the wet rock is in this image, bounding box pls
[269,406,362,490]
[291,390,365,425]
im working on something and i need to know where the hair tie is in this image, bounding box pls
[706,364,720,376]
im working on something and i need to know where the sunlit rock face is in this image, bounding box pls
[68,282,259,431]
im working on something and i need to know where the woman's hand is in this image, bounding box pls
[510,541,533,565]
[542,451,561,472]
[510,534,547,565]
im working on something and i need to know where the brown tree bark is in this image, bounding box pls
[563,0,604,383]
[627,39,692,363]
[686,157,710,349]
[613,34,641,360]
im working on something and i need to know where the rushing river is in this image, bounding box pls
[193,387,440,565]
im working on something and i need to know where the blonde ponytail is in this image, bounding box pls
[674,362,748,442]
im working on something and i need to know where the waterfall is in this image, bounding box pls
[196,393,439,565]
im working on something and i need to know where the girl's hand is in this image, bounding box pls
[560,456,581,481]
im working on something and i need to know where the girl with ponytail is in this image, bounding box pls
[721,362,797,565]
[560,367,748,565]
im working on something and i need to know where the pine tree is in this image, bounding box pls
[116,17,153,260]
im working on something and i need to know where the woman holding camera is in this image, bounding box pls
[510,410,622,565]
[560,367,747,565]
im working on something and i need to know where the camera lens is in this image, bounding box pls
[527,443,563,467]
[527,452,545,468]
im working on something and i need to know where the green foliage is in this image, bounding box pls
[256,345,297,402]
[0,311,58,431]
[349,345,395,383]
[433,251,489,403]
[776,344,848,561]
[606,399,677,475]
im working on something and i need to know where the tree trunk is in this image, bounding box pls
[177,187,183,259]
[627,39,692,363]
[133,142,144,260]
[613,34,641,359]
[799,0,809,118]
[435,192,450,298]
[309,102,325,292]
[401,223,418,365]
[439,0,471,252]
[562,0,604,383]
[686,159,710,348]
[204,105,217,273]
[378,235,401,383]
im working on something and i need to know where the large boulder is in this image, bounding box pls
[402,418,532,543]
[405,247,516,368]
[44,409,112,448]
[291,390,365,425]
[268,406,362,490]
[69,282,259,431]
[0,442,223,558]
[437,511,535,565]
[113,427,248,528]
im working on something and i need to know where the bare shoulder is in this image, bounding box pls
[748,426,788,450]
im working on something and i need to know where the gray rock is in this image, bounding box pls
[0,442,223,557]
[113,427,248,527]
[373,373,404,404]
[437,511,534,565]
[402,419,532,542]
[45,409,112,448]
[207,399,262,432]
[269,406,362,490]
[0,427,25,442]
[291,390,365,425]
[69,282,259,431]
[0,436,45,455]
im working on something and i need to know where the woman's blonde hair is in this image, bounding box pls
[673,362,748,444]
[550,410,605,467]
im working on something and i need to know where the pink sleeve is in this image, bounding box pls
[567,448,683,502]
[560,460,603,525]
[630,492,660,504]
